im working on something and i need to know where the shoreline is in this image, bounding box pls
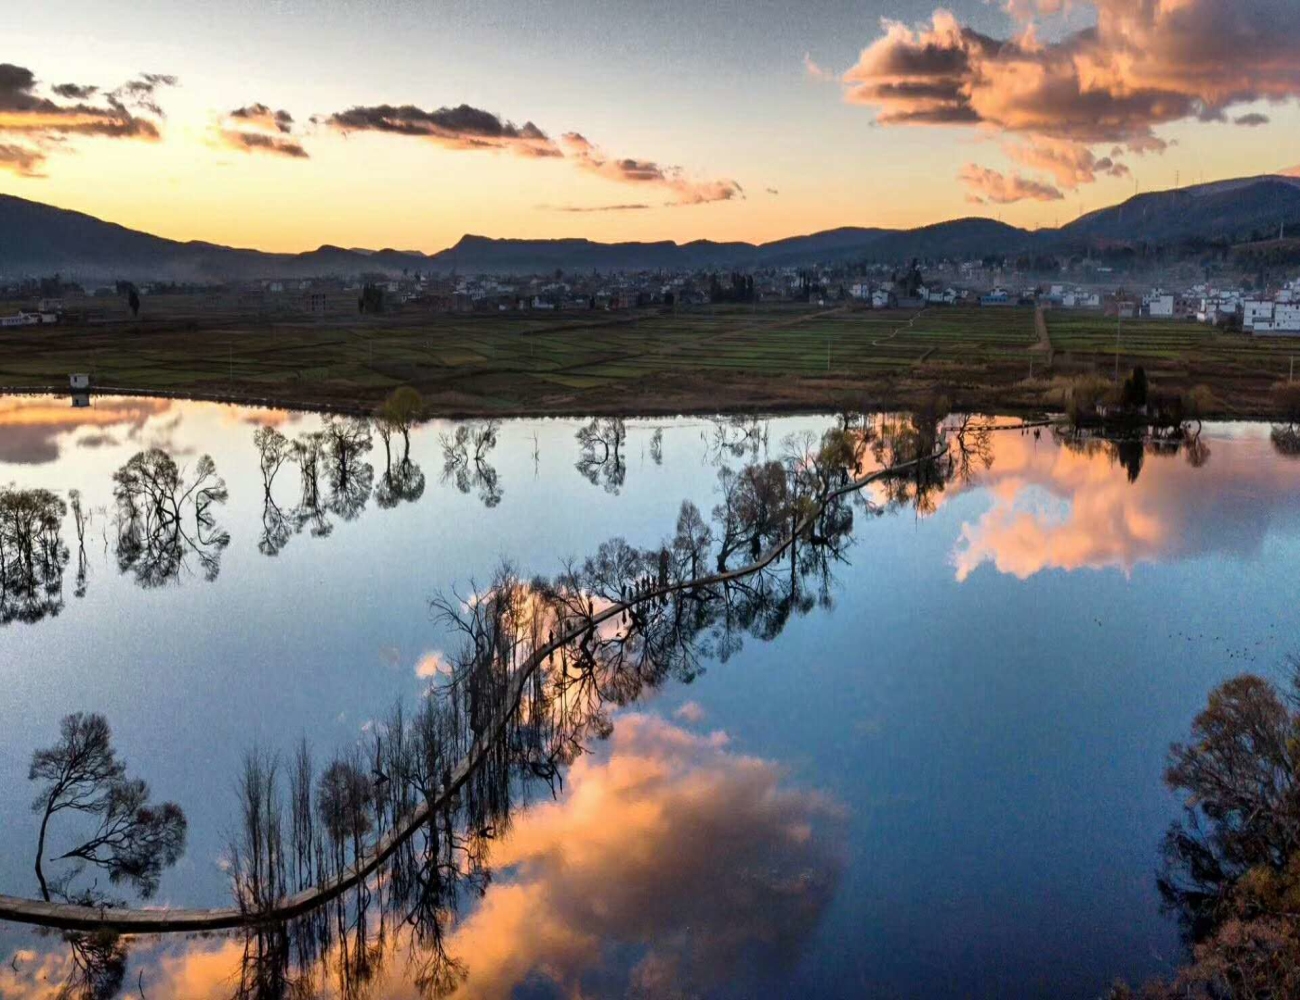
[1,380,1294,424]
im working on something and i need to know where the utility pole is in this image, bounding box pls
[1115,312,1122,383]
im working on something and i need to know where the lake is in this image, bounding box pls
[1,394,1298,999]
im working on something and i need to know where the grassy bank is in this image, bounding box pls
[2,300,1296,418]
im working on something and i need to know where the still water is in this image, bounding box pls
[1,395,1298,999]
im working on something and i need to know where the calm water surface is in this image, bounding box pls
[1,395,1298,999]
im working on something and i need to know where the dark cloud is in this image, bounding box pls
[327,102,561,157]
[219,129,308,158]
[217,102,308,158]
[0,61,170,144]
[51,82,96,100]
[0,141,44,176]
[228,102,294,134]
[1235,112,1271,126]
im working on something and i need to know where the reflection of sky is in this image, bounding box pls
[2,400,1300,998]
[951,429,1300,580]
[0,712,845,999]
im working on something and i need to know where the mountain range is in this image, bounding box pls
[3,174,1300,283]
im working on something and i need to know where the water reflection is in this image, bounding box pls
[0,486,69,624]
[0,397,173,466]
[4,417,917,997]
[111,450,229,587]
[574,417,627,494]
[440,422,502,509]
[951,426,1300,581]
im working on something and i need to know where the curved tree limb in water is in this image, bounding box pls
[0,440,948,934]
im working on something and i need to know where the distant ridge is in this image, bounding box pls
[3,173,1300,281]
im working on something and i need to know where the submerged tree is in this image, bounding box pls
[253,425,294,556]
[376,386,424,467]
[574,417,627,494]
[441,421,503,508]
[0,485,69,624]
[29,712,187,903]
[112,449,230,586]
[323,418,374,521]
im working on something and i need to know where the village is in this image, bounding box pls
[5,261,1300,335]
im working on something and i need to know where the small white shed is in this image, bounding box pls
[69,373,91,390]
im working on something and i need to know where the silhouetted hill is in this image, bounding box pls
[4,174,1299,281]
[1058,175,1300,245]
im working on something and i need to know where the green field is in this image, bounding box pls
[0,300,1293,417]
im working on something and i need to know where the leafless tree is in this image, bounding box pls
[29,712,186,903]
[574,417,627,493]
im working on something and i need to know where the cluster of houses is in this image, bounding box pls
[0,297,62,327]
[1184,277,1300,333]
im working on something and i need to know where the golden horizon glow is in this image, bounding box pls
[2,0,1299,252]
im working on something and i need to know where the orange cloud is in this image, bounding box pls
[0,396,173,464]
[0,63,172,177]
[15,715,844,999]
[843,1,1300,195]
[0,141,42,176]
[951,430,1300,580]
[217,103,308,158]
[1004,136,1131,190]
[436,712,845,997]
[560,132,743,206]
[959,163,1064,204]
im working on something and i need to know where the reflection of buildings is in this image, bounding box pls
[71,392,89,408]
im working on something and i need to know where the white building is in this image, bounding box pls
[1244,300,1274,330]
[1254,303,1300,334]
[1147,294,1175,318]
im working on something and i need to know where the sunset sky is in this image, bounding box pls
[3,0,1299,253]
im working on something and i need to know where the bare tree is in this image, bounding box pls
[0,485,69,624]
[574,418,627,494]
[29,712,187,902]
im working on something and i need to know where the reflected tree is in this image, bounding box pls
[375,386,424,469]
[1273,423,1300,459]
[375,391,427,510]
[290,429,332,539]
[323,418,374,521]
[0,485,69,624]
[254,425,293,556]
[112,448,230,586]
[441,421,502,508]
[69,488,88,599]
[29,711,187,903]
[574,417,626,494]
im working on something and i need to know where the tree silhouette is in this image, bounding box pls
[574,418,626,494]
[0,485,69,624]
[441,422,503,508]
[29,712,187,903]
[112,449,230,586]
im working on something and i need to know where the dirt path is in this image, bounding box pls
[1030,307,1054,365]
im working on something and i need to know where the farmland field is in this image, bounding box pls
[0,297,1294,417]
